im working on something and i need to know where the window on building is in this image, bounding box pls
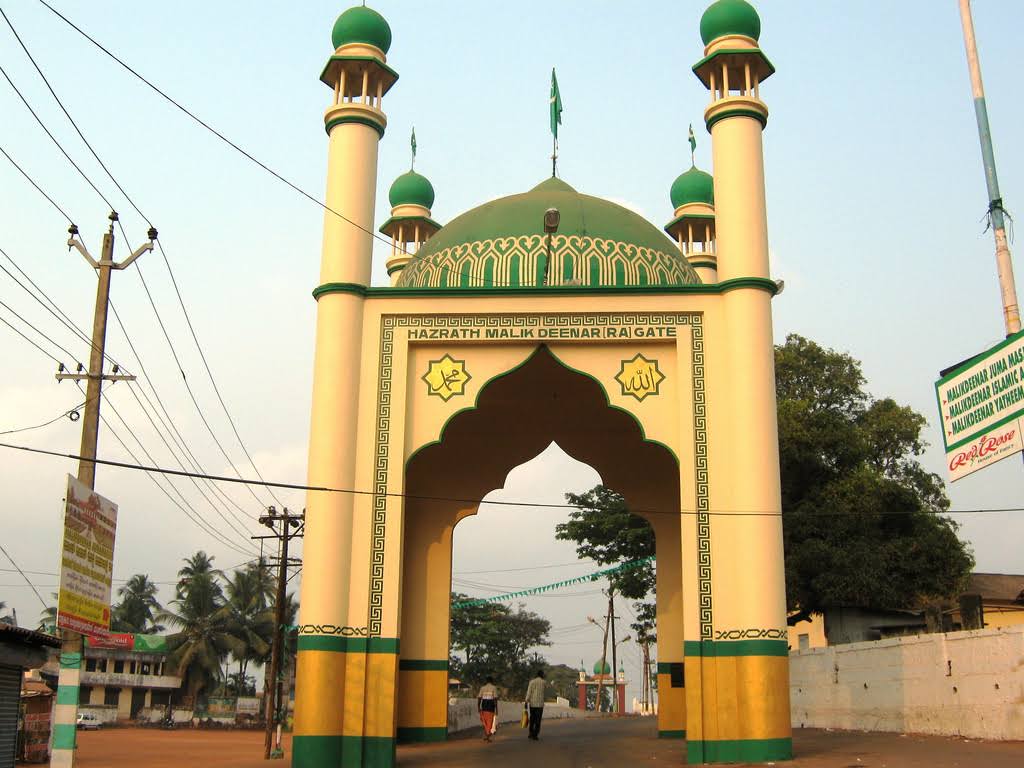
[140,662,151,675]
[104,687,120,706]
[113,660,124,674]
[79,685,92,703]
[798,634,810,651]
[85,658,97,672]
[151,690,170,707]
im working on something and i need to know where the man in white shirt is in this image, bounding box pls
[524,669,546,740]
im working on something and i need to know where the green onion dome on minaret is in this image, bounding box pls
[395,176,701,289]
[593,659,612,676]
[331,5,392,53]
[389,171,435,209]
[670,166,714,209]
[699,0,761,45]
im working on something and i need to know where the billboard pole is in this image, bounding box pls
[958,0,1021,336]
[50,215,154,768]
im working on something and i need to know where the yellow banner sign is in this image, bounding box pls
[57,475,117,635]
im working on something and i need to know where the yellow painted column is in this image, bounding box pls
[293,39,391,768]
[647,514,686,739]
[686,2,791,762]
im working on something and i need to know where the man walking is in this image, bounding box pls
[524,669,546,740]
[477,676,498,741]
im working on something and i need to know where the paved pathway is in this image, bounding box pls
[397,716,1024,767]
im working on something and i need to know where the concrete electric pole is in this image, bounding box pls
[50,213,156,768]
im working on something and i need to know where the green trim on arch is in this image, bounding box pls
[706,107,768,131]
[688,737,793,763]
[296,635,399,654]
[683,639,788,657]
[312,276,778,300]
[397,726,447,743]
[324,114,386,138]
[52,723,77,750]
[658,729,686,739]
[386,263,406,276]
[398,659,448,671]
[689,260,718,270]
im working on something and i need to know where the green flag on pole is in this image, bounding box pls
[688,123,696,164]
[410,127,417,169]
[550,68,562,140]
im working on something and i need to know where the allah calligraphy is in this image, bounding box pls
[422,354,472,402]
[615,354,665,402]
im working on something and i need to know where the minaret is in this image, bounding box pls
[381,141,441,285]
[294,6,396,767]
[688,0,792,763]
[665,163,717,282]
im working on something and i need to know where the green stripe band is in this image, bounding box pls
[52,723,77,750]
[313,276,779,300]
[297,635,399,653]
[656,662,680,674]
[397,726,447,743]
[398,659,448,671]
[324,114,386,138]
[293,734,396,768]
[59,652,82,668]
[56,685,80,705]
[683,639,789,657]
[706,107,768,131]
[688,737,792,763]
[659,729,686,739]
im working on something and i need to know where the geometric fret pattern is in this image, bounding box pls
[369,312,706,638]
[396,235,700,289]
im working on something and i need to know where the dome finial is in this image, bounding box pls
[410,126,417,171]
[688,123,697,167]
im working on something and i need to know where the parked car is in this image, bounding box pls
[76,713,102,730]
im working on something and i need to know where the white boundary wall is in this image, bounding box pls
[790,624,1024,740]
[447,698,578,734]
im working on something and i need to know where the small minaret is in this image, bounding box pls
[665,163,717,282]
[381,135,441,285]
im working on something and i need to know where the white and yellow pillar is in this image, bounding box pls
[685,0,791,762]
[293,6,397,767]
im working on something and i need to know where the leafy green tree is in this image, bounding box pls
[111,574,163,633]
[777,334,973,623]
[449,594,550,697]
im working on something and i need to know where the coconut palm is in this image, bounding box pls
[37,593,58,633]
[176,551,223,599]
[112,574,164,633]
[224,561,275,682]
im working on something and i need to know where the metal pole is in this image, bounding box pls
[958,0,1020,335]
[265,508,290,760]
[609,589,618,714]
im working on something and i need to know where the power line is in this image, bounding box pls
[0,143,74,224]
[0,399,85,436]
[0,313,66,366]
[455,560,596,575]
[0,297,82,364]
[0,541,49,611]
[0,439,1010,520]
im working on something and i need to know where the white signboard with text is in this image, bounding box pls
[57,475,117,634]
[936,329,1024,481]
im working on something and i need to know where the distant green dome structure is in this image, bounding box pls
[331,6,392,53]
[396,177,700,288]
[699,0,761,45]
[389,171,435,209]
[593,660,612,676]
[670,166,715,209]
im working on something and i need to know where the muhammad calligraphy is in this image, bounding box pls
[615,353,665,401]
[422,354,472,401]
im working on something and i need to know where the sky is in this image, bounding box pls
[1,0,1023,708]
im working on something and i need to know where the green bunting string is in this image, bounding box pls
[451,556,654,609]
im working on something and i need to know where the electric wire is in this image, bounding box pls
[0,297,82,364]
[0,541,49,611]
[0,399,85,436]
[0,439,1011,519]
[0,313,66,366]
[0,143,74,224]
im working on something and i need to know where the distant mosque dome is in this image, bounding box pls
[396,177,701,289]
[593,659,612,676]
[699,0,761,45]
[331,6,392,53]
[389,171,435,209]
[670,166,715,209]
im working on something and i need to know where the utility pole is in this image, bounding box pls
[958,0,1020,336]
[254,506,304,760]
[609,588,618,714]
[50,213,155,768]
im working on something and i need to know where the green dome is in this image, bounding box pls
[331,6,392,53]
[389,171,435,209]
[593,660,611,676]
[396,177,700,289]
[699,0,761,45]
[670,166,714,209]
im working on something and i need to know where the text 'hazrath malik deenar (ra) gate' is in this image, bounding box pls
[292,0,792,764]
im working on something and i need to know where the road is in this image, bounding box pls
[37,718,1024,767]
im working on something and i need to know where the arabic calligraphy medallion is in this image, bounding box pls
[615,353,665,402]
[422,354,472,402]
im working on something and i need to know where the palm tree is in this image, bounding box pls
[37,593,58,634]
[224,561,274,682]
[112,574,164,633]
[161,553,238,703]
[0,600,12,625]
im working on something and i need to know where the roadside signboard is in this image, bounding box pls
[936,329,1024,481]
[57,475,117,634]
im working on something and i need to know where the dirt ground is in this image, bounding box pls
[25,718,1024,767]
